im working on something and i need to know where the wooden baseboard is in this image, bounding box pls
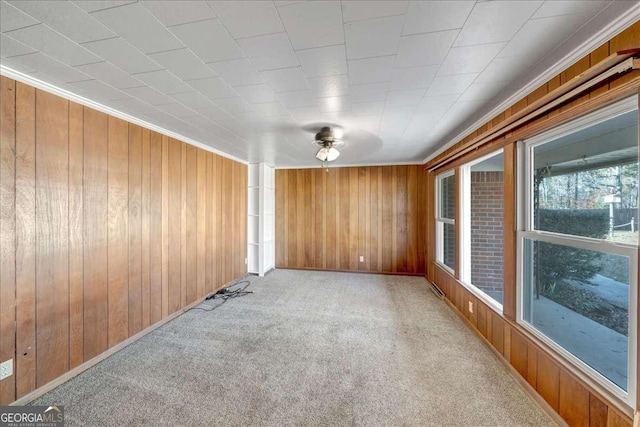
[274,266,425,277]
[11,275,249,406]
[440,295,569,427]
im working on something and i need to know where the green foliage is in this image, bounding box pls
[536,209,609,290]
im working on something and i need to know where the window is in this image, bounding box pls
[460,150,504,308]
[518,97,638,403]
[436,171,455,272]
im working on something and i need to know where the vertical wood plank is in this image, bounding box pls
[325,169,337,270]
[161,135,169,317]
[141,129,151,329]
[149,131,162,325]
[128,124,142,336]
[185,145,197,304]
[358,168,367,271]
[527,343,538,389]
[197,149,206,299]
[369,167,379,272]
[314,169,324,269]
[68,101,84,369]
[168,138,181,313]
[348,167,358,271]
[503,143,516,320]
[15,82,36,398]
[0,76,17,404]
[559,370,590,426]
[180,143,187,306]
[221,158,231,284]
[205,153,214,293]
[510,330,528,379]
[537,351,560,411]
[82,108,108,361]
[381,167,393,272]
[35,90,69,386]
[407,165,417,273]
[339,168,350,270]
[107,116,128,348]
[589,394,608,427]
[213,155,222,288]
[396,165,407,273]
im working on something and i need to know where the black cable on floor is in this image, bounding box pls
[187,279,253,313]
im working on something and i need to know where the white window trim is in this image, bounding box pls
[516,96,639,407]
[436,170,455,274]
[460,149,505,312]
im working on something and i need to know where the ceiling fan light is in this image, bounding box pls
[316,147,328,161]
[326,147,340,161]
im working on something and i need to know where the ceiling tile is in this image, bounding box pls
[8,52,90,82]
[113,96,155,116]
[458,81,508,102]
[141,1,216,27]
[124,85,176,105]
[395,30,458,68]
[379,106,414,135]
[170,18,244,63]
[155,102,200,119]
[386,89,425,107]
[209,58,264,87]
[148,48,216,81]
[169,91,217,110]
[8,0,116,43]
[416,94,459,113]
[81,37,162,74]
[208,1,283,39]
[351,101,385,117]
[0,33,36,57]
[237,32,299,71]
[8,24,101,66]
[252,101,290,117]
[318,96,350,113]
[341,1,408,23]
[277,90,317,108]
[498,14,583,59]
[308,74,349,97]
[187,76,238,100]
[348,55,395,85]
[402,1,474,35]
[288,106,322,121]
[1,1,39,32]
[349,82,389,103]
[390,65,438,90]
[70,78,130,101]
[91,3,184,54]
[233,84,279,103]
[475,56,533,84]
[214,97,255,114]
[277,1,344,50]
[260,67,309,93]
[133,70,192,95]
[295,44,347,78]
[532,0,608,19]
[74,61,143,89]
[73,1,136,13]
[344,15,404,60]
[438,42,506,76]
[454,1,542,47]
[195,106,235,122]
[426,73,477,96]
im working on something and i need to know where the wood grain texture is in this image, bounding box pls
[35,90,69,386]
[1,76,17,404]
[68,102,84,369]
[0,77,248,404]
[559,370,590,426]
[83,108,108,361]
[275,166,425,274]
[15,82,36,399]
[107,116,129,348]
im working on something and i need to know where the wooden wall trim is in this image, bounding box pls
[0,76,248,405]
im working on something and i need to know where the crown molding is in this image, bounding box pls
[423,1,640,165]
[274,160,424,170]
[0,65,249,165]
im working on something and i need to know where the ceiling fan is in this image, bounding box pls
[313,126,345,163]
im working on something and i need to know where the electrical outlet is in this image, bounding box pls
[244,258,248,265]
[468,301,474,314]
[0,359,13,380]
[359,255,364,262]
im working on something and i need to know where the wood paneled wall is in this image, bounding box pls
[275,165,426,275]
[0,76,247,405]
[424,22,640,427]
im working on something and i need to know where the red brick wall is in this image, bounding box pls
[471,171,503,292]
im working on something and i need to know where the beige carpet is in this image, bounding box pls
[33,269,555,426]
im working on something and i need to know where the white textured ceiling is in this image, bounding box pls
[0,0,636,167]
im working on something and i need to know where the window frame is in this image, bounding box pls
[435,169,455,274]
[516,96,639,406]
[459,149,505,313]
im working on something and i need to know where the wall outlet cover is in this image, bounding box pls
[0,359,13,380]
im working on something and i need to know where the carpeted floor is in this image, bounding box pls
[33,269,555,426]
